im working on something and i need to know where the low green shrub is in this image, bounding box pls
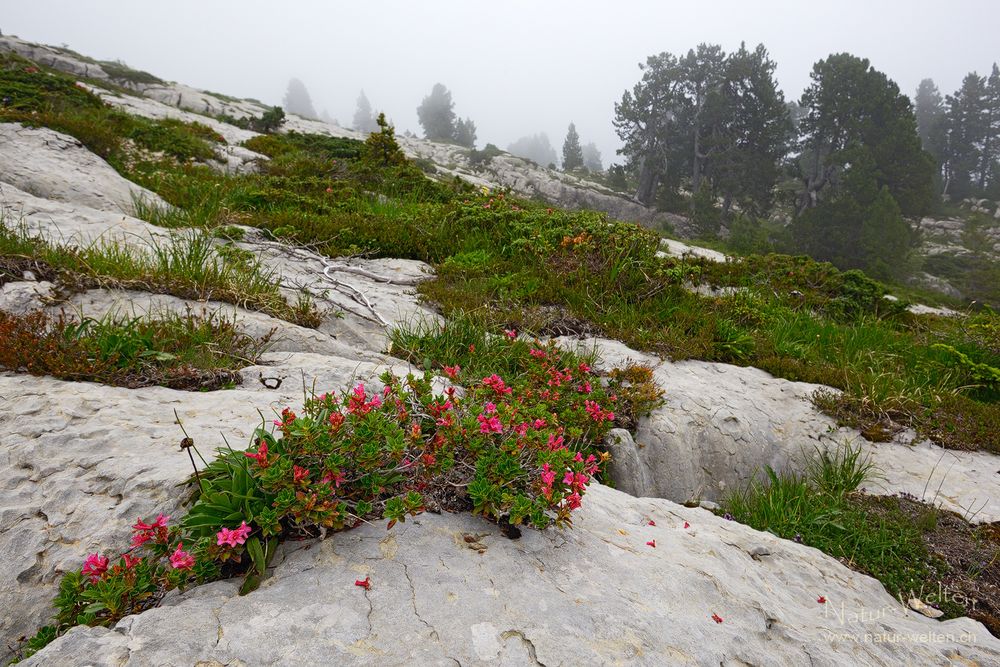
[931,344,1000,395]
[97,60,164,86]
[468,143,504,169]
[0,309,271,390]
[0,53,104,113]
[27,336,629,654]
[921,394,1000,454]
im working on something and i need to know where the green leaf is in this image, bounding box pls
[139,350,177,361]
[246,536,265,573]
[239,573,262,596]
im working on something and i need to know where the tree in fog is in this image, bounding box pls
[790,53,932,278]
[582,142,603,172]
[678,43,726,194]
[914,79,949,190]
[507,133,557,167]
[915,79,946,152]
[795,53,932,216]
[417,83,457,142]
[562,122,584,171]
[283,77,317,119]
[353,90,378,134]
[614,43,789,216]
[614,51,687,205]
[705,43,791,217]
[944,65,1000,196]
[455,117,477,148]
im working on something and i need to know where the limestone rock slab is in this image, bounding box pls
[25,484,1000,666]
[0,124,166,215]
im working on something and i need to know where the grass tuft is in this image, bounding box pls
[0,308,272,390]
[0,217,322,328]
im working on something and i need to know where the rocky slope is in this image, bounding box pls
[567,338,999,524]
[23,484,1000,667]
[0,34,680,231]
[1,35,999,666]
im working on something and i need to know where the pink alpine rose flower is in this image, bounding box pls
[169,543,195,570]
[82,553,109,583]
[482,374,513,396]
[245,441,269,467]
[546,433,564,451]
[216,521,252,548]
[477,414,503,434]
[540,463,556,487]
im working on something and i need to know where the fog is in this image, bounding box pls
[4,0,998,164]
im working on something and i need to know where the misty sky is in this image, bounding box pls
[4,1,999,165]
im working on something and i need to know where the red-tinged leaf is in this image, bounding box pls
[386,519,397,530]
[711,613,723,624]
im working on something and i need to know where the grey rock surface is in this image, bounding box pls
[0,181,170,249]
[906,271,964,301]
[1,181,437,358]
[0,356,423,660]
[0,280,56,314]
[24,484,1000,666]
[0,374,270,658]
[0,35,110,80]
[564,337,1000,524]
[78,83,266,174]
[918,216,1000,262]
[658,237,728,262]
[861,436,1000,523]
[0,124,166,215]
[399,136,687,232]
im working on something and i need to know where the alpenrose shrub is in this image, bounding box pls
[23,337,654,659]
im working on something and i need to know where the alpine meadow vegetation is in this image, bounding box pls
[3,40,1000,660]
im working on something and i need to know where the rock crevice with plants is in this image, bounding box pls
[0,37,998,665]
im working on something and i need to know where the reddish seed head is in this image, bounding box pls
[711,613,723,624]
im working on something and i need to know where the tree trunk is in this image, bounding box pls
[979,108,993,191]
[692,119,702,193]
[634,155,660,205]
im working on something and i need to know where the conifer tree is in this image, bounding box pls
[282,78,317,119]
[454,117,477,148]
[562,122,584,171]
[582,142,603,172]
[352,90,378,134]
[416,83,457,142]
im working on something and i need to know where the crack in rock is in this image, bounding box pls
[401,562,439,641]
[500,630,546,667]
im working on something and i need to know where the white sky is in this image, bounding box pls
[4,0,998,164]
